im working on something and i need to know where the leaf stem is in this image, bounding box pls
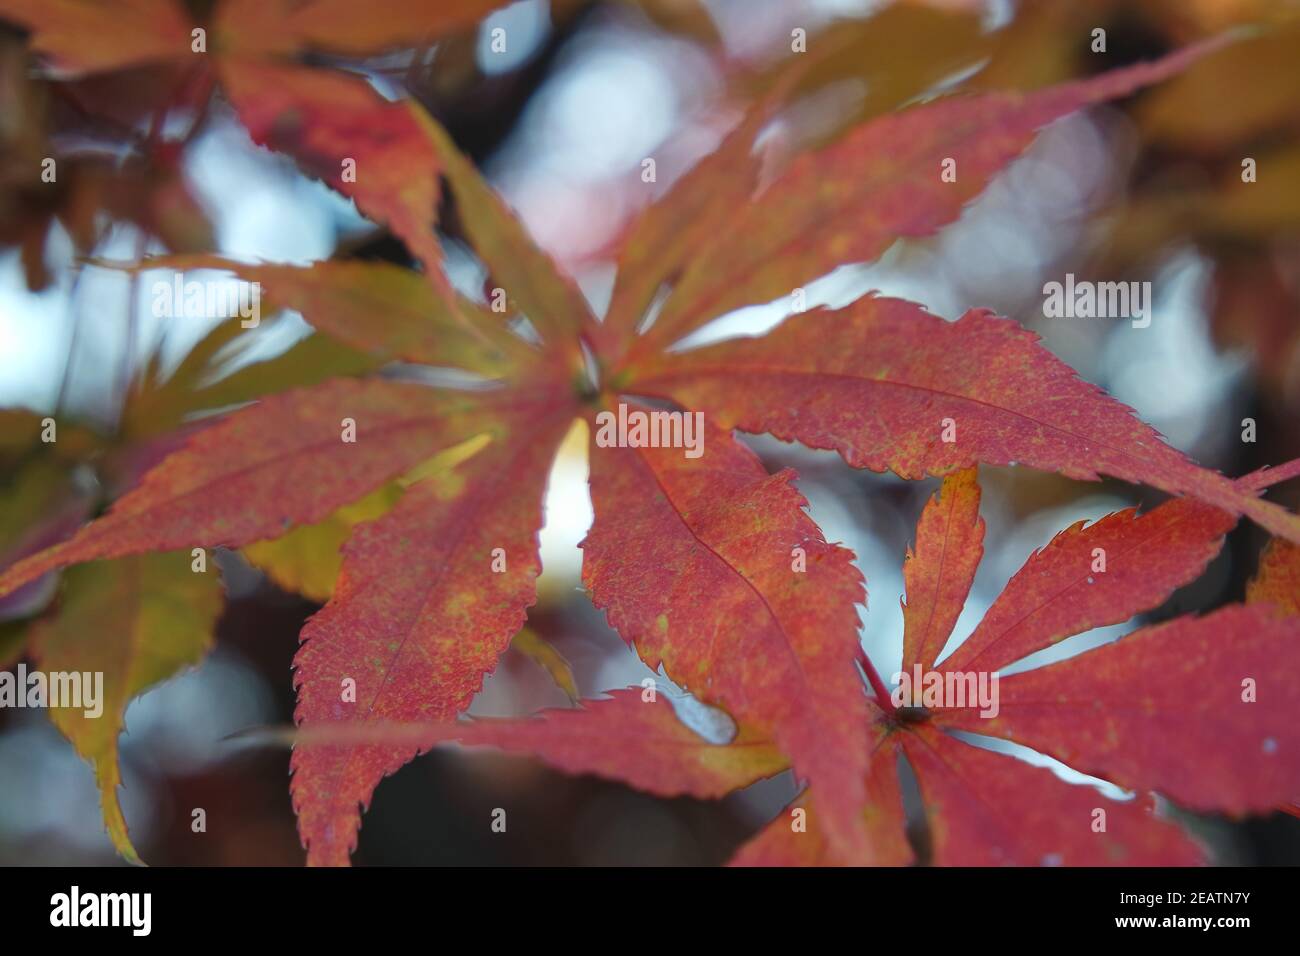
[856,646,896,715]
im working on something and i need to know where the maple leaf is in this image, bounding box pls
[937,461,1300,675]
[0,293,422,858]
[581,404,873,856]
[619,38,1222,356]
[620,296,1300,543]
[119,311,383,441]
[5,32,1293,869]
[0,0,510,281]
[594,38,1300,543]
[373,464,1300,866]
[0,109,600,862]
[900,465,984,673]
[116,255,538,377]
[290,399,574,865]
[0,380,522,596]
[28,551,223,863]
[415,114,599,367]
[217,58,449,282]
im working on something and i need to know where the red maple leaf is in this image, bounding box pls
[2,30,1296,867]
[368,463,1300,865]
